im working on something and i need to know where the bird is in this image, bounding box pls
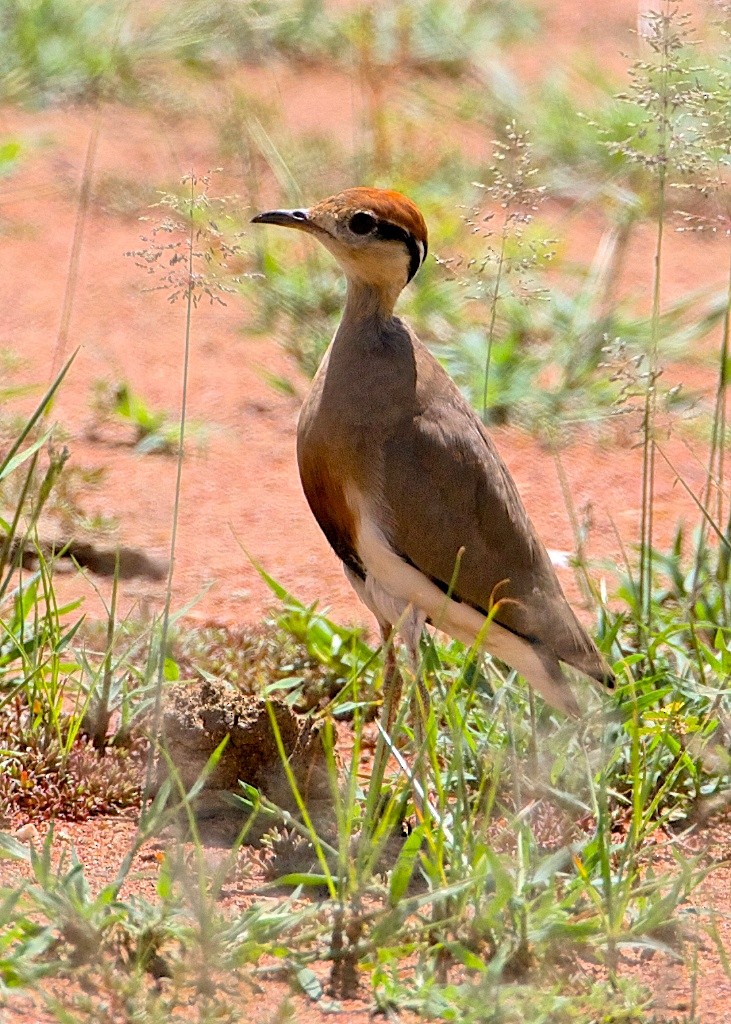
[252,187,614,718]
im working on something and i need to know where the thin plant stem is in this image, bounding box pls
[713,245,731,603]
[47,0,129,379]
[482,229,507,423]
[703,245,731,522]
[92,548,120,750]
[50,113,102,380]
[142,173,196,806]
[639,0,671,634]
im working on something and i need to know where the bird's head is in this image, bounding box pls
[252,187,428,310]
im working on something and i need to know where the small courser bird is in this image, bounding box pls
[253,188,614,715]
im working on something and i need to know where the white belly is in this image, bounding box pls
[344,485,579,715]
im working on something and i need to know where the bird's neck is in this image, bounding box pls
[342,276,402,327]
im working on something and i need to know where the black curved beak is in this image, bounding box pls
[251,208,313,231]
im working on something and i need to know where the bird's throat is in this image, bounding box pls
[343,275,402,325]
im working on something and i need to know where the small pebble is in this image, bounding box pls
[13,824,39,843]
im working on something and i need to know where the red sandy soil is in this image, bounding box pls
[1,0,731,1019]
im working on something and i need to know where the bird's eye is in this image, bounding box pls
[348,211,377,235]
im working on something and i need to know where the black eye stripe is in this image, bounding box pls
[373,220,427,283]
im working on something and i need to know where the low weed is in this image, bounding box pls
[89,380,201,456]
[443,228,724,430]
[0,138,22,177]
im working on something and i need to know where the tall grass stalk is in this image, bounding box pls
[90,550,120,750]
[637,2,673,630]
[141,173,196,806]
[481,227,507,424]
[474,123,543,425]
[50,111,102,379]
[705,246,731,603]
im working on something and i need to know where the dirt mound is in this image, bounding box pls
[157,679,331,844]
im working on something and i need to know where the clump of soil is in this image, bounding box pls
[157,679,331,844]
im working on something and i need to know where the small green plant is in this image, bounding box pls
[90,381,206,455]
[527,68,652,193]
[0,138,21,176]
[519,66,679,208]
[0,353,76,602]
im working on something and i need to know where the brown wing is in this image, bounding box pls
[381,342,610,683]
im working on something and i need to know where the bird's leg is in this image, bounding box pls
[402,613,429,745]
[405,631,428,714]
[377,623,427,825]
[404,626,429,815]
[360,621,401,855]
[380,622,403,733]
